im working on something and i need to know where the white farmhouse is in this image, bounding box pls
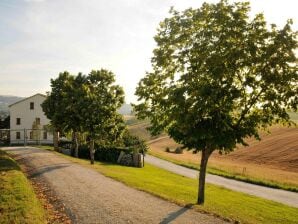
[9,93,53,145]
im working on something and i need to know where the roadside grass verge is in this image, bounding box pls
[38,146,298,224]
[149,150,298,192]
[0,150,47,224]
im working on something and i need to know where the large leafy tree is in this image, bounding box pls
[134,0,297,204]
[43,72,85,155]
[42,72,73,151]
[80,69,125,164]
[64,73,88,157]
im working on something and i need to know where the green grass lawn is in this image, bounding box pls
[0,150,47,224]
[149,150,298,192]
[39,146,298,224]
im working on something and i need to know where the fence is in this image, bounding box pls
[0,128,53,146]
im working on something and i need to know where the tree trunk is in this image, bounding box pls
[197,148,212,205]
[74,132,79,158]
[71,132,75,157]
[90,139,95,165]
[71,131,79,157]
[53,130,59,152]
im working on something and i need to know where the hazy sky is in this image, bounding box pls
[0,0,297,103]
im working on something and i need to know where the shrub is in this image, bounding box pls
[121,130,148,154]
[58,139,72,149]
[174,147,183,154]
[78,143,133,163]
[165,147,170,153]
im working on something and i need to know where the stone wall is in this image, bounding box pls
[117,151,143,167]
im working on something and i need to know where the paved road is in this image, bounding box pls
[3,147,226,224]
[145,155,298,208]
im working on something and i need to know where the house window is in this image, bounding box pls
[43,131,47,140]
[30,131,33,139]
[16,118,21,125]
[30,102,34,110]
[36,118,40,125]
[16,132,21,139]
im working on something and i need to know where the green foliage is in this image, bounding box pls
[79,69,126,143]
[120,130,148,153]
[42,71,74,133]
[0,115,9,129]
[42,69,126,161]
[135,0,297,152]
[134,0,297,203]
[174,147,183,154]
[78,144,133,163]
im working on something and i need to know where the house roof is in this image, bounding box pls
[9,93,47,107]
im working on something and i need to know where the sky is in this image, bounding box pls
[0,0,297,103]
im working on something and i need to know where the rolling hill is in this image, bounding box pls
[126,116,298,173]
[0,95,24,119]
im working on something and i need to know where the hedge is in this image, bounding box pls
[78,144,134,163]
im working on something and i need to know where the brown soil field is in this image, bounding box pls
[148,125,298,187]
[128,122,165,141]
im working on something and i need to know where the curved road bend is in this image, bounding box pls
[145,155,298,208]
[3,147,226,224]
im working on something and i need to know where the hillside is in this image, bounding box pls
[147,125,298,188]
[213,126,298,171]
[118,103,132,115]
[127,121,165,141]
[148,126,298,172]
[126,116,298,172]
[0,95,24,118]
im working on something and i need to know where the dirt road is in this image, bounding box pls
[3,147,226,224]
[145,155,298,208]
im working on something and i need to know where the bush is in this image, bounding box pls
[165,147,170,153]
[58,139,72,149]
[78,144,133,163]
[174,147,183,154]
[121,130,148,154]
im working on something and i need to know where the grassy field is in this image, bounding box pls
[148,125,298,191]
[0,150,47,224]
[38,146,298,224]
[127,116,298,191]
[149,149,298,192]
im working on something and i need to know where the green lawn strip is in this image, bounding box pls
[38,146,298,224]
[0,150,47,224]
[148,151,298,192]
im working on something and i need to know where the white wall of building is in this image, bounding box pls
[9,94,53,144]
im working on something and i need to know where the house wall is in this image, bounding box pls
[9,94,53,144]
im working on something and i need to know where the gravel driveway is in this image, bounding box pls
[3,147,227,224]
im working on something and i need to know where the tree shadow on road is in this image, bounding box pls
[28,164,71,178]
[160,204,194,224]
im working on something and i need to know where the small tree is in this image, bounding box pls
[134,0,297,204]
[80,69,125,164]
